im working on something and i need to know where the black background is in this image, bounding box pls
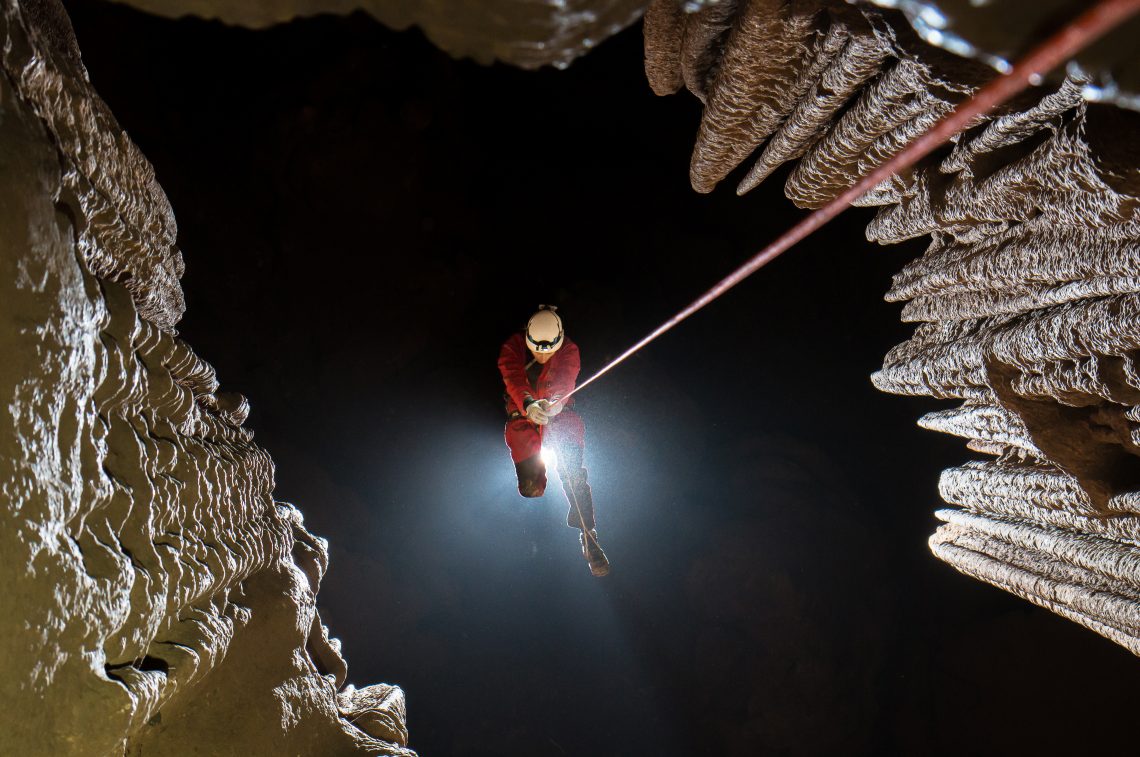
[63,2,1140,754]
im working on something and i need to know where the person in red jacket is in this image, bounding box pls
[499,305,610,577]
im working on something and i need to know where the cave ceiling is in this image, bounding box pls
[104,0,650,68]
[863,0,1140,110]
[102,0,1140,111]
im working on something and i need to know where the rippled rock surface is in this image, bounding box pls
[106,0,648,69]
[646,0,1140,655]
[0,1,413,752]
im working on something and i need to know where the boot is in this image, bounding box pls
[580,529,610,577]
[515,454,547,498]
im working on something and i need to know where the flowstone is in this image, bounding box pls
[0,1,413,753]
[646,0,1140,655]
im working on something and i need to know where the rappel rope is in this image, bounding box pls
[561,461,598,554]
[551,0,1140,409]
[524,371,593,549]
[536,0,1137,563]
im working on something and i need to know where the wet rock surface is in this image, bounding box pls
[648,0,1140,655]
[0,1,412,753]
[861,0,1140,111]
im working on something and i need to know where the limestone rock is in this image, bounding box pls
[0,1,412,752]
[645,0,1140,656]
[6,0,184,330]
[642,0,685,95]
[677,0,742,103]
[647,0,994,201]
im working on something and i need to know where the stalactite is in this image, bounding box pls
[679,0,742,103]
[918,402,1041,456]
[737,23,888,194]
[785,54,969,208]
[645,0,1140,656]
[643,0,686,96]
[689,0,826,192]
[656,0,994,204]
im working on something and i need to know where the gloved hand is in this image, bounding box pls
[525,400,551,425]
[539,398,564,418]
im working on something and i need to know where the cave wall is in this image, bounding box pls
[645,0,1140,654]
[0,1,412,753]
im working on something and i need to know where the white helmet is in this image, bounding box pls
[526,305,564,353]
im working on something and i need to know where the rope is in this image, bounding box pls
[561,467,599,553]
[543,441,600,553]
[554,0,1140,407]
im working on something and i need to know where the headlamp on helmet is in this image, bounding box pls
[526,305,564,354]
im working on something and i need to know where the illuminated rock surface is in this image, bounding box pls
[105,0,648,69]
[861,0,1140,111]
[647,0,1140,654]
[0,0,413,752]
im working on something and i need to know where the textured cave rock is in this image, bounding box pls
[645,0,1140,655]
[0,1,413,753]
[646,0,994,201]
[861,0,1140,111]
[105,0,648,70]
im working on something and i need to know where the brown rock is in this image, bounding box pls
[0,1,413,752]
[645,0,1140,656]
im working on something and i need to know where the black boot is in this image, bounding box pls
[580,529,610,577]
[515,454,547,498]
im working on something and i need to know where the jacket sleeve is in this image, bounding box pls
[498,334,535,414]
[542,340,580,400]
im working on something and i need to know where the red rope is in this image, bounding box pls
[558,0,1140,405]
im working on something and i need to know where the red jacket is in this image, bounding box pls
[498,332,580,415]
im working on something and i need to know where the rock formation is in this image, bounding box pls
[104,0,648,70]
[861,0,1140,110]
[0,0,413,753]
[646,0,1140,655]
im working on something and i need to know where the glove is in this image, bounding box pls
[539,398,565,418]
[525,400,551,425]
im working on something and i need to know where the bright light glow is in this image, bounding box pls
[541,447,557,468]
